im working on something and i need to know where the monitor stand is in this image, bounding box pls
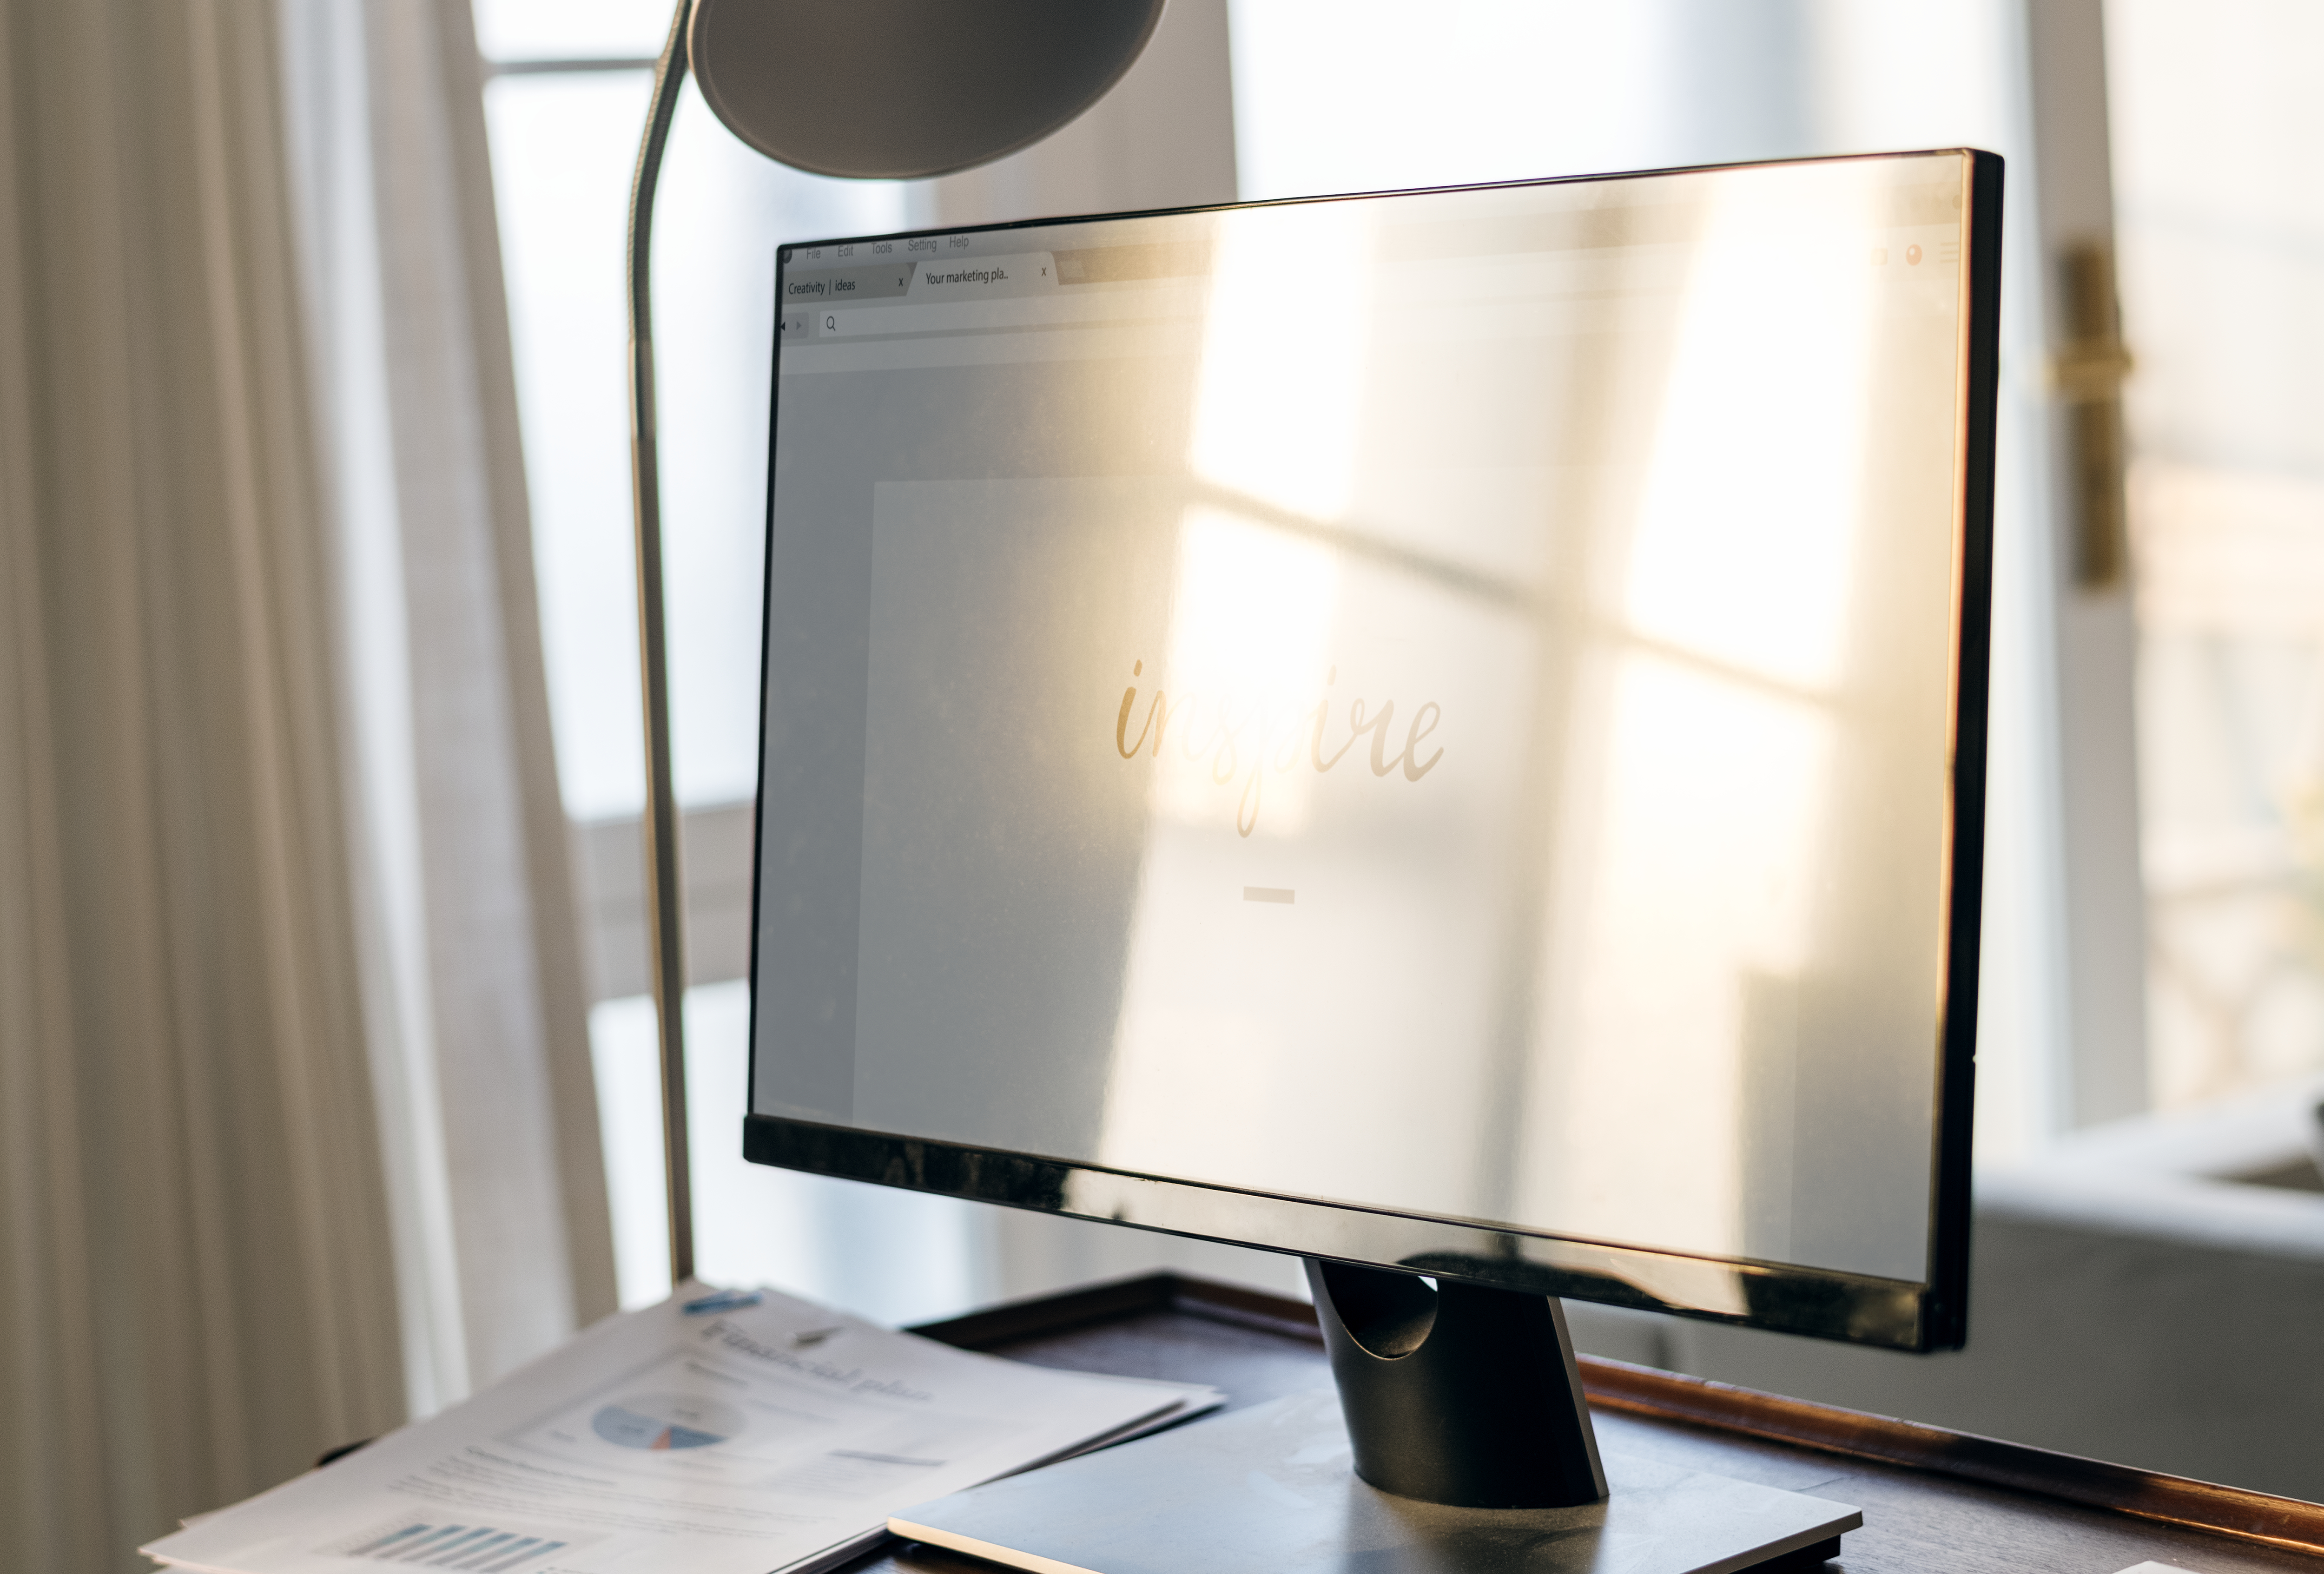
[890,1261,1862,1574]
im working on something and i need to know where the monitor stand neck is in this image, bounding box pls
[1304,1259,1608,1510]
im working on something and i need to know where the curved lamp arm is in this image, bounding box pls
[625,0,699,1288]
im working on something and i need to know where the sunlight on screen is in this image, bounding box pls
[1142,507,1341,838]
[1519,658,1835,1260]
[1624,169,1879,692]
[1511,168,1879,1258]
[1190,205,1375,522]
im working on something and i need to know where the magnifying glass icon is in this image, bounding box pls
[825,314,837,332]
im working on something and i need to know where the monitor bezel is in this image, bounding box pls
[742,148,2002,1354]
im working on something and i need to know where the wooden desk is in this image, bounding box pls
[852,1273,2324,1574]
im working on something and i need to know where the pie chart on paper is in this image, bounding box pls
[591,1394,747,1451]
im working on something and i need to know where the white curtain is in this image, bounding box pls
[0,0,405,1564]
[277,0,617,1407]
[0,0,614,1562]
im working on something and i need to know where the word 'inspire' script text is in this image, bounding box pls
[1114,661,1443,837]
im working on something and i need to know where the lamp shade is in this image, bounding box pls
[689,0,1168,181]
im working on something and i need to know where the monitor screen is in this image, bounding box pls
[746,151,1995,1350]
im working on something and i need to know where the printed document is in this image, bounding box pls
[144,1286,1219,1574]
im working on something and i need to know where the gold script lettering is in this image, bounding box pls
[1114,661,1444,837]
[1345,698,1399,777]
[1402,702,1444,781]
[1114,660,1151,757]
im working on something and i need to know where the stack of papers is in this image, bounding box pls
[145,1286,1221,1574]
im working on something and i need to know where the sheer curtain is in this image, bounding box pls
[277,0,617,1408]
[0,0,405,1564]
[0,0,624,1558]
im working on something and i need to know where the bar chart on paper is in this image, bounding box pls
[327,1519,577,1569]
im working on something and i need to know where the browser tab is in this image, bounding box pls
[782,262,913,305]
[905,251,1060,301]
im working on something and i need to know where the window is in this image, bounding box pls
[2110,0,2324,1109]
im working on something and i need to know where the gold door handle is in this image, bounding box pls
[2050,242,2134,590]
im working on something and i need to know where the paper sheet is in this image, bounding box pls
[145,1287,1219,1574]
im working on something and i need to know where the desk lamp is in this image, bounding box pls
[623,0,1166,1284]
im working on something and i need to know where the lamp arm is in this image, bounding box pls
[626,0,700,1290]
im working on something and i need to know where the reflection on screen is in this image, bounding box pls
[755,154,1974,1284]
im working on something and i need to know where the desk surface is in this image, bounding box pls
[844,1274,2324,1574]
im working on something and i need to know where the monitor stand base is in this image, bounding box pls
[891,1387,1861,1573]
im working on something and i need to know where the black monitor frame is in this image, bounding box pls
[743,149,2001,1355]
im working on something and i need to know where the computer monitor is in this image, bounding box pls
[745,149,1999,1565]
